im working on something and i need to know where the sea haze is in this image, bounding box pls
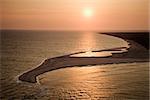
[0,30,149,99]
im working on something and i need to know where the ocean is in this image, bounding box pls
[0,30,149,99]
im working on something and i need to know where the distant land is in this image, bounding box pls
[101,32,149,49]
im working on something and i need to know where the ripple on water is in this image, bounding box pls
[36,62,149,99]
[0,62,149,99]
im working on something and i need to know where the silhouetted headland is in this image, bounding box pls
[101,32,149,49]
[19,32,149,83]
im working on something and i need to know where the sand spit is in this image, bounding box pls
[18,33,149,83]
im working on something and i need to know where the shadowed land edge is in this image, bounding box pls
[101,32,149,49]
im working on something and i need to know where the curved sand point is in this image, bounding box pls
[18,32,149,83]
[19,72,37,83]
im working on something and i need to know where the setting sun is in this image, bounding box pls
[83,8,93,17]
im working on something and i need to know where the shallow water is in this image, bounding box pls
[1,63,149,100]
[0,30,149,99]
[70,48,128,57]
[38,63,149,100]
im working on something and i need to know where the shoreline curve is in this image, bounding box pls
[18,32,149,83]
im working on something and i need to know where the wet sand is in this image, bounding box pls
[18,33,149,83]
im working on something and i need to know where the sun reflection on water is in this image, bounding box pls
[71,51,112,57]
[75,32,129,57]
[78,32,97,51]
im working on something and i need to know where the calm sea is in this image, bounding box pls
[0,30,149,99]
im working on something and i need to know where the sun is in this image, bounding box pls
[83,8,93,17]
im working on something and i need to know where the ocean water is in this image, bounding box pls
[0,30,149,99]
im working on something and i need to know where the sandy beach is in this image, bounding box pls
[18,32,149,83]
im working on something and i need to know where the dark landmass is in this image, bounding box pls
[19,32,149,83]
[101,32,149,49]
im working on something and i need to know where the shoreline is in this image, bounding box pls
[101,32,149,49]
[18,32,149,83]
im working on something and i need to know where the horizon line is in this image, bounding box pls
[1,28,149,33]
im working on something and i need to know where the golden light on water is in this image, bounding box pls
[74,33,129,57]
[71,51,112,57]
[39,63,149,99]
[80,33,96,51]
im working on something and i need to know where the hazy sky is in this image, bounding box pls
[2,0,149,31]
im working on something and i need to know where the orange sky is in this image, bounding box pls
[1,0,149,31]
